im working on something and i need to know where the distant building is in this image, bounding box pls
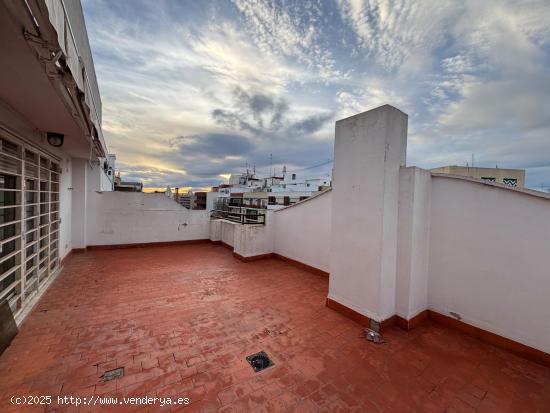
[195,192,207,209]
[211,167,331,210]
[430,166,525,187]
[178,191,207,209]
[151,187,172,196]
[266,166,330,207]
[98,154,116,191]
[114,172,143,192]
[227,171,263,191]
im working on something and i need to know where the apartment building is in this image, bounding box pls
[431,165,525,187]
[177,190,207,210]
[212,169,331,210]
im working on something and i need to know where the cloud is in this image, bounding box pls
[230,0,345,82]
[114,162,187,187]
[336,83,411,120]
[212,87,291,134]
[211,86,333,140]
[407,0,550,185]
[434,1,550,132]
[211,109,260,135]
[287,113,334,136]
[82,0,550,190]
[439,75,550,132]
[169,133,255,158]
[335,0,458,74]
[234,87,289,129]
[192,22,302,94]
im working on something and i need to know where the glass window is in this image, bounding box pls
[503,178,518,187]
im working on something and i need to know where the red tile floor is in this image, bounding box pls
[1,244,549,412]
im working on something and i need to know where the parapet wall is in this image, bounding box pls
[428,175,550,354]
[211,167,550,357]
[273,190,332,273]
[82,104,550,362]
[86,192,210,246]
[82,168,550,358]
[209,191,332,271]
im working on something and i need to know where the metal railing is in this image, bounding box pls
[211,206,266,225]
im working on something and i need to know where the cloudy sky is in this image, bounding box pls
[81,0,550,191]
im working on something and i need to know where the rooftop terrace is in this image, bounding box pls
[1,243,548,412]
[2,3,550,412]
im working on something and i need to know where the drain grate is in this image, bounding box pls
[101,367,124,381]
[246,351,274,372]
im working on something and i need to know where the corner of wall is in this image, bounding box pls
[233,220,274,258]
[395,166,432,321]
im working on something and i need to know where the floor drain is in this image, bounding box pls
[246,351,274,372]
[101,367,124,381]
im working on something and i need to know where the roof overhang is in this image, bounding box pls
[0,0,106,158]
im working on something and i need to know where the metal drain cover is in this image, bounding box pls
[246,351,274,372]
[101,367,124,381]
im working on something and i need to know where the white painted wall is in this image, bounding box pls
[58,156,72,260]
[329,105,408,321]
[273,191,332,272]
[428,176,550,353]
[396,167,431,319]
[209,219,222,242]
[221,220,236,247]
[99,168,113,191]
[233,211,275,258]
[206,191,217,212]
[0,101,74,262]
[71,158,87,249]
[86,192,209,246]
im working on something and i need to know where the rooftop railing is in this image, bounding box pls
[210,206,266,225]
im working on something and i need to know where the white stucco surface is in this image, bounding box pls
[233,219,274,258]
[209,213,275,258]
[71,158,88,249]
[233,211,276,257]
[86,192,210,246]
[273,190,332,272]
[428,176,550,353]
[396,167,431,320]
[209,220,222,242]
[220,220,236,247]
[329,105,408,321]
[99,168,113,191]
[59,157,73,260]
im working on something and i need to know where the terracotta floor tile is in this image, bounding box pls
[0,244,549,412]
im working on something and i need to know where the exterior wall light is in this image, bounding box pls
[46,132,64,147]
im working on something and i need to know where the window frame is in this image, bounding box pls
[0,134,61,316]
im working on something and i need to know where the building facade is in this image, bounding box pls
[177,191,207,210]
[430,165,525,187]
[0,0,110,318]
[211,169,331,210]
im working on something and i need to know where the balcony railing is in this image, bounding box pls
[211,206,266,225]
